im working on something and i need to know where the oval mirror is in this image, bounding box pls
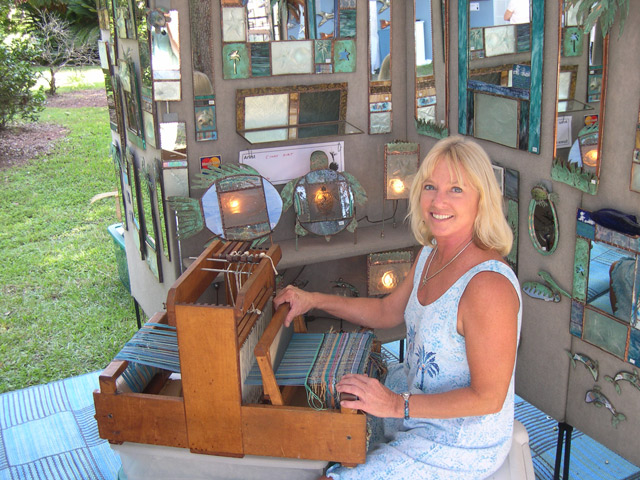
[528,184,559,255]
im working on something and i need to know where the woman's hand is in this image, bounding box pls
[336,374,403,418]
[273,285,315,327]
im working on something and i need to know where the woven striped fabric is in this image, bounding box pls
[113,322,180,373]
[245,331,383,409]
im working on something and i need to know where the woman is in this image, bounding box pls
[274,136,521,479]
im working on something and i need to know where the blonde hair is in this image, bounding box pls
[407,136,513,256]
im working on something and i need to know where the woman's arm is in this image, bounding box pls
[338,270,519,419]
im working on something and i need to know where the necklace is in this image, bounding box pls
[421,239,473,286]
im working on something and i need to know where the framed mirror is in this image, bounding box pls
[632,101,640,193]
[235,83,363,144]
[415,0,449,138]
[142,162,164,282]
[125,147,146,259]
[154,159,171,260]
[571,209,640,364]
[190,0,218,141]
[149,8,181,101]
[551,1,608,195]
[119,57,146,149]
[368,0,392,134]
[494,163,520,273]
[111,142,129,230]
[458,0,544,153]
[220,0,357,79]
[527,183,559,255]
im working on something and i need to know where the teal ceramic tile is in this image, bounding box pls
[339,9,356,38]
[333,39,356,73]
[222,43,250,79]
[583,308,628,359]
[315,40,332,65]
[570,300,584,337]
[250,42,271,77]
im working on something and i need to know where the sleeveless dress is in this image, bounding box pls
[327,247,522,480]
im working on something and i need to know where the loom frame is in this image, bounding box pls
[94,240,367,465]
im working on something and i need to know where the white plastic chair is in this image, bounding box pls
[485,420,535,479]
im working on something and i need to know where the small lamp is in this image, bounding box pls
[367,250,414,296]
[384,142,419,200]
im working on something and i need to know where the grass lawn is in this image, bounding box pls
[0,75,138,393]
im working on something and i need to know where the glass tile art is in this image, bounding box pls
[333,39,356,73]
[244,94,289,130]
[271,41,313,75]
[370,112,392,134]
[583,308,628,359]
[473,93,518,148]
[484,25,516,57]
[250,42,271,77]
[222,7,246,42]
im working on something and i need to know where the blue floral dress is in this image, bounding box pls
[327,247,522,480]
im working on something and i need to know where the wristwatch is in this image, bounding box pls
[401,392,411,420]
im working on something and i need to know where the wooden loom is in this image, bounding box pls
[93,240,367,465]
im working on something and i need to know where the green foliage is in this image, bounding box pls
[568,0,629,37]
[0,97,138,393]
[0,37,46,129]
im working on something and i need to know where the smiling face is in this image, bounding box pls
[420,159,480,244]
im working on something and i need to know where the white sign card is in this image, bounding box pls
[239,141,345,185]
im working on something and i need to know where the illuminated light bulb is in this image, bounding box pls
[314,185,334,215]
[380,270,397,290]
[228,198,241,214]
[389,178,405,194]
[583,149,598,167]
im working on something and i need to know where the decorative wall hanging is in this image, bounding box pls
[125,147,146,259]
[493,163,519,273]
[190,0,218,141]
[585,386,626,428]
[458,0,544,154]
[367,250,413,296]
[236,83,362,144]
[630,101,640,193]
[383,141,419,230]
[136,1,158,150]
[567,350,599,381]
[119,57,146,149]
[110,142,128,230]
[220,0,357,79]
[280,152,366,248]
[552,2,609,195]
[368,0,392,134]
[141,162,164,282]
[605,369,640,395]
[154,159,171,261]
[528,183,559,255]
[168,164,282,245]
[522,281,561,303]
[570,209,640,365]
[414,0,448,138]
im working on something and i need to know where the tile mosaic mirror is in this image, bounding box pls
[571,209,640,365]
[458,0,544,153]
[368,0,392,134]
[235,83,363,144]
[190,0,218,141]
[220,0,357,79]
[136,0,157,149]
[551,1,608,195]
[414,0,448,138]
[494,163,519,273]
